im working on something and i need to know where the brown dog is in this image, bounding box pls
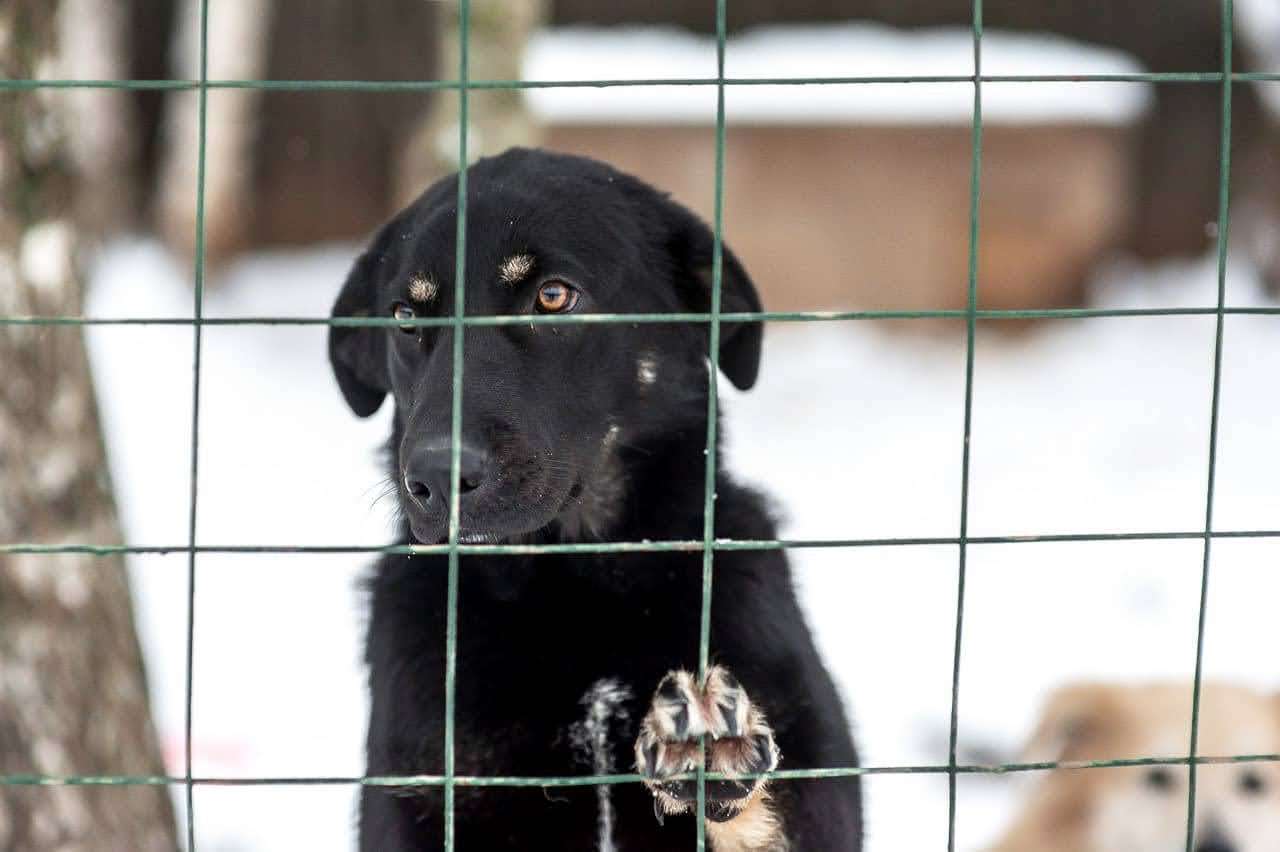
[991,683,1280,852]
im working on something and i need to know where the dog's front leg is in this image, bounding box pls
[635,666,785,852]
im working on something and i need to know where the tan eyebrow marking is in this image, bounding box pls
[408,274,437,303]
[498,253,535,284]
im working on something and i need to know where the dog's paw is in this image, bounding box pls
[635,666,780,824]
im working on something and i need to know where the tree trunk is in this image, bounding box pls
[0,3,178,850]
[395,0,549,207]
[150,0,447,266]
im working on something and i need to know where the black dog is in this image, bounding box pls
[329,148,862,850]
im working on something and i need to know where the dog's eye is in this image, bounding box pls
[1143,767,1176,793]
[535,280,579,314]
[392,302,417,333]
[1240,769,1267,796]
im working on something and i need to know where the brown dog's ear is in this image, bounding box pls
[1020,683,1129,764]
[329,250,390,417]
[662,200,764,391]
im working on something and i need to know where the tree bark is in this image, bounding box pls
[395,0,549,207]
[0,3,178,850]
[148,0,545,263]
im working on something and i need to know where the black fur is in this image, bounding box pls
[330,148,862,850]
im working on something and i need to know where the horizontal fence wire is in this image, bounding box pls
[3,72,1280,91]
[4,751,1280,789]
[1,1,1273,849]
[5,530,1280,558]
[4,305,1280,326]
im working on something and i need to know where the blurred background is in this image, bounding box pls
[2,1,1279,850]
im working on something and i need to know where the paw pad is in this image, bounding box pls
[634,665,780,823]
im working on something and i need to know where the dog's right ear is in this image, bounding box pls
[329,250,389,417]
[659,200,764,391]
[1020,683,1128,764]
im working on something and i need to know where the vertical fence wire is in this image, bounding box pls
[947,0,984,847]
[1185,0,1236,847]
[694,0,731,847]
[444,1,472,849]
[182,0,213,847]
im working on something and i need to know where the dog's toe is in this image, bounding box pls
[649,670,707,740]
[635,666,780,825]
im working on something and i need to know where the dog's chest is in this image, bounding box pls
[370,554,705,778]
[445,563,700,773]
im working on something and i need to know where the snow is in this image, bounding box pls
[1238,0,1280,117]
[720,261,1280,847]
[86,242,390,851]
[1239,0,1280,71]
[523,25,1152,126]
[81,235,1279,851]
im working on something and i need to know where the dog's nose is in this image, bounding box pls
[403,443,489,505]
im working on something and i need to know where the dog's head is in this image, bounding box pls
[329,148,762,544]
[995,682,1280,852]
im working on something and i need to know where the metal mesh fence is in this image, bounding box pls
[3,0,1279,850]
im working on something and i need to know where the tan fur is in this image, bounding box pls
[555,426,624,541]
[990,682,1280,852]
[407,274,437,303]
[498,253,535,284]
[707,791,787,852]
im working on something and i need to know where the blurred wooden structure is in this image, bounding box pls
[397,0,549,207]
[548,123,1136,313]
[150,0,442,264]
[557,0,1280,286]
[125,0,1278,306]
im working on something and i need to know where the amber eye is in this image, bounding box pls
[535,280,579,314]
[392,302,417,333]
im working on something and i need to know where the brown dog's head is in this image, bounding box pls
[993,683,1280,852]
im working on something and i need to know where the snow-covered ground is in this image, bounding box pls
[83,236,1279,851]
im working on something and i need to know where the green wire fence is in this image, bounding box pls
[4,0,1276,850]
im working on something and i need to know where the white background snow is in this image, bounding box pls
[70,19,1280,852]
[523,25,1152,125]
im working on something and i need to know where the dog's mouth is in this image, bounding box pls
[417,531,503,546]
[406,515,558,548]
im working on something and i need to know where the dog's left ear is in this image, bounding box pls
[662,201,764,391]
[329,250,390,417]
